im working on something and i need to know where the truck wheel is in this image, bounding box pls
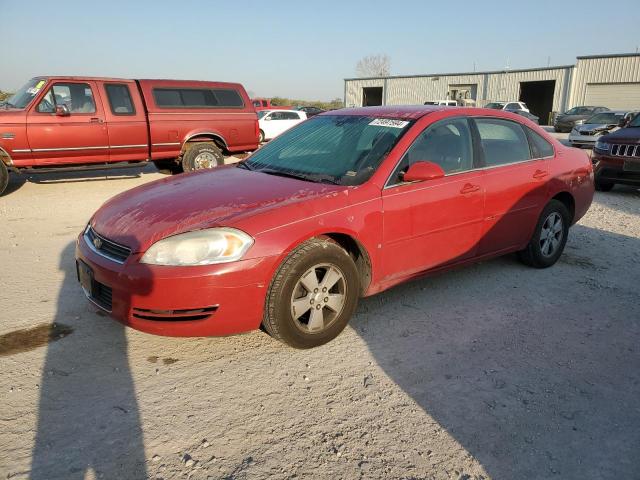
[182,143,224,172]
[262,238,360,349]
[0,162,9,196]
[518,200,570,268]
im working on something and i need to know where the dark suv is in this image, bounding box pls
[554,106,609,132]
[592,112,640,191]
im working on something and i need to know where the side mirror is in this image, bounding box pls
[264,116,271,121]
[55,105,70,117]
[403,161,445,182]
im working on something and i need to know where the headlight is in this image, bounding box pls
[140,228,253,266]
[575,119,585,125]
[594,140,610,152]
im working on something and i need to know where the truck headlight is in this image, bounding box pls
[594,140,610,152]
[140,228,253,266]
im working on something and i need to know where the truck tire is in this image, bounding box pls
[262,238,360,349]
[181,143,224,172]
[0,162,9,196]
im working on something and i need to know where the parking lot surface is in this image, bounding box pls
[1,152,639,479]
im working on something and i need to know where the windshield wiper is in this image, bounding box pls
[257,168,314,182]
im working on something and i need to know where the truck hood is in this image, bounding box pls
[601,127,640,143]
[90,165,345,252]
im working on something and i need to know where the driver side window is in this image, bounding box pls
[389,118,473,185]
[36,83,96,114]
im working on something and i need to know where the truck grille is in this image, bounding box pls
[611,144,640,158]
[84,226,131,263]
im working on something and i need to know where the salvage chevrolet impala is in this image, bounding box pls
[76,106,594,348]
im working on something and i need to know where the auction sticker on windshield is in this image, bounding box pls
[369,119,409,128]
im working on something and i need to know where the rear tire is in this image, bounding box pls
[518,199,570,268]
[594,178,614,192]
[259,130,265,143]
[181,143,224,172]
[263,238,360,349]
[0,162,9,196]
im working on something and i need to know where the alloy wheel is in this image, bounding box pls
[539,212,564,257]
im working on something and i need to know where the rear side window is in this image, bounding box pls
[526,128,555,158]
[105,84,135,115]
[475,118,531,166]
[283,111,301,120]
[153,88,244,108]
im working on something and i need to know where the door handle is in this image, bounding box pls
[89,117,103,123]
[460,183,480,194]
[533,169,549,179]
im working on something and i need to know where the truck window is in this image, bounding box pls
[36,83,96,114]
[105,84,135,115]
[153,88,245,108]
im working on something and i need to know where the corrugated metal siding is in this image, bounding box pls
[569,56,640,107]
[345,79,384,107]
[584,83,640,109]
[345,68,570,110]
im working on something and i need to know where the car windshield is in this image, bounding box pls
[485,102,505,110]
[257,110,269,119]
[585,112,623,124]
[564,107,593,115]
[3,78,47,109]
[241,115,413,186]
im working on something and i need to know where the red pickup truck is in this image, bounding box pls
[0,77,259,195]
[252,98,292,111]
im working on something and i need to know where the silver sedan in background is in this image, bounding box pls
[568,110,638,148]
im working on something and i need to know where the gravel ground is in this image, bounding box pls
[1,148,639,480]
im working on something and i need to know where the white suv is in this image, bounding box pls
[258,109,307,142]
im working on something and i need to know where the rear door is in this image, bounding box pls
[27,81,109,165]
[472,117,550,255]
[101,82,148,162]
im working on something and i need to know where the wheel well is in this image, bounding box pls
[0,147,13,167]
[552,191,575,223]
[182,134,228,154]
[320,233,372,296]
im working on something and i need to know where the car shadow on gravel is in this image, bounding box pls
[356,224,640,479]
[30,242,148,479]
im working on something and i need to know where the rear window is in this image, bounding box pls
[153,87,245,108]
[475,118,531,166]
[526,128,554,158]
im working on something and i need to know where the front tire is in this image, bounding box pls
[263,238,360,349]
[181,142,224,172]
[0,162,8,196]
[518,200,570,268]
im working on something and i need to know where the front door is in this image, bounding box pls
[381,117,485,281]
[27,81,109,165]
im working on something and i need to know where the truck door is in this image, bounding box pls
[101,82,148,162]
[27,81,109,165]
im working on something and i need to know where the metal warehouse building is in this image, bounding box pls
[344,53,640,124]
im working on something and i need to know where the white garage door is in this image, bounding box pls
[584,83,640,109]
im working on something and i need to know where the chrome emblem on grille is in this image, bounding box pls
[93,237,103,249]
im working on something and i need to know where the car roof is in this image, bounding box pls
[318,105,535,121]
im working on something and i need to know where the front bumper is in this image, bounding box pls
[593,151,640,186]
[76,234,277,337]
[568,132,599,148]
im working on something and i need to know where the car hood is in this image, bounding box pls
[575,123,617,134]
[601,127,640,143]
[0,109,26,124]
[557,114,590,122]
[91,165,346,252]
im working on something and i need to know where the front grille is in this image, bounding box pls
[132,306,218,322]
[92,280,113,311]
[611,144,640,158]
[85,226,131,263]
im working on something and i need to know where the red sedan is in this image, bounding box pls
[76,106,594,348]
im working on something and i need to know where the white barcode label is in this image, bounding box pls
[369,118,409,128]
